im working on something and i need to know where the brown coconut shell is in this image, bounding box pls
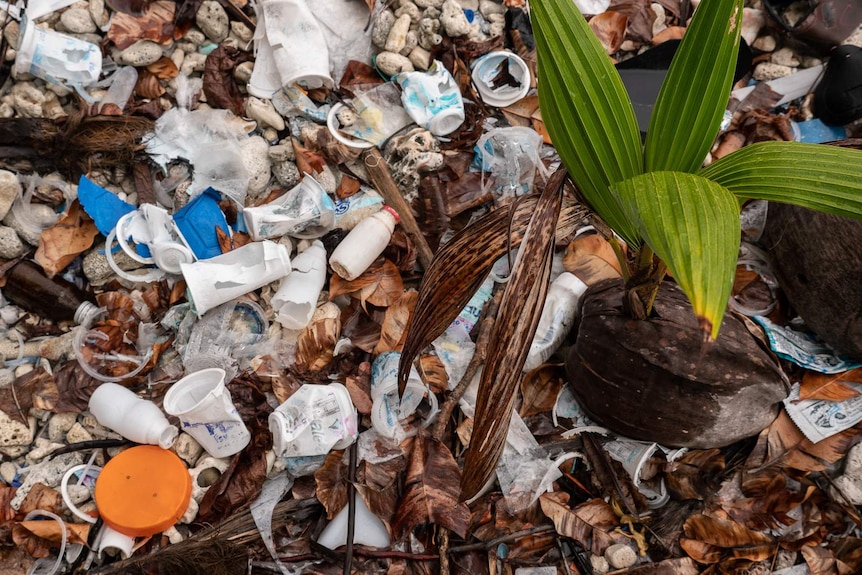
[566,279,789,448]
[760,203,862,360]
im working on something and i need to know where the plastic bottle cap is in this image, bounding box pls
[380,205,400,223]
[94,445,192,537]
[428,107,465,136]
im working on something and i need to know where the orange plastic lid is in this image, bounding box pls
[94,445,192,537]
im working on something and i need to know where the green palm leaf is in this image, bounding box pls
[532,0,642,247]
[613,172,740,339]
[700,141,862,218]
[645,0,742,173]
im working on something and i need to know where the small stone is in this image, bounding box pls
[408,46,432,70]
[11,452,84,510]
[604,543,638,570]
[752,34,777,52]
[415,0,444,7]
[589,554,610,575]
[234,61,253,85]
[418,17,443,50]
[441,0,471,37]
[771,47,800,67]
[245,96,285,131]
[801,56,823,68]
[65,422,93,444]
[184,28,207,46]
[422,6,441,18]
[394,2,421,24]
[272,161,301,191]
[3,202,58,246]
[479,0,505,17]
[180,497,199,523]
[196,1,229,43]
[11,83,45,118]
[0,226,25,259]
[89,0,109,29]
[83,241,147,285]
[241,135,273,198]
[0,171,18,220]
[171,48,185,70]
[753,62,794,81]
[376,51,415,76]
[268,143,295,162]
[372,10,396,49]
[65,484,90,505]
[118,40,163,67]
[180,52,207,75]
[48,413,77,442]
[60,7,96,34]
[741,7,765,46]
[0,461,16,484]
[401,30,418,56]
[173,433,204,466]
[230,21,253,43]
[385,14,412,53]
[315,164,338,195]
[26,438,65,464]
[2,20,17,49]
[262,127,278,142]
[80,415,122,440]
[457,0,478,9]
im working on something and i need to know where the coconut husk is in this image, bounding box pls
[760,202,862,360]
[566,279,789,448]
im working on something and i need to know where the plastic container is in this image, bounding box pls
[272,240,327,330]
[163,368,251,458]
[470,51,531,108]
[317,494,390,550]
[2,260,97,323]
[242,176,335,241]
[328,206,398,281]
[94,446,192,540]
[523,272,588,371]
[394,61,465,136]
[333,187,384,231]
[370,351,437,439]
[180,240,292,316]
[14,16,102,86]
[99,67,138,113]
[88,383,178,449]
[268,382,358,457]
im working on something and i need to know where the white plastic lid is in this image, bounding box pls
[428,107,465,136]
[151,242,194,275]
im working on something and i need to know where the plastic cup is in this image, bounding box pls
[14,17,102,86]
[269,383,358,457]
[471,51,531,108]
[163,368,251,458]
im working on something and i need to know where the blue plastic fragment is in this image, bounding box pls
[464,8,474,22]
[76,175,136,236]
[792,119,847,144]
[173,188,231,260]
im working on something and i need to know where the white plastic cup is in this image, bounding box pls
[394,61,465,136]
[470,51,531,108]
[370,351,437,439]
[268,383,358,457]
[180,240,292,316]
[242,176,335,241]
[272,240,327,330]
[523,272,588,371]
[258,0,333,89]
[163,368,251,458]
[329,206,398,281]
[14,17,102,86]
[88,383,178,449]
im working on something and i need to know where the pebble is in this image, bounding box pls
[272,160,301,189]
[372,10,397,49]
[11,83,45,119]
[832,442,862,504]
[418,18,443,50]
[268,142,296,163]
[604,543,638,570]
[771,47,800,68]
[441,0,471,37]
[385,14,412,53]
[0,171,17,220]
[415,0,444,7]
[752,34,777,53]
[0,461,16,484]
[11,452,83,510]
[245,96,285,131]
[241,135,273,198]
[376,51,415,76]
[741,7,765,46]
[230,21,253,44]
[196,1,229,43]
[189,456,231,502]
[590,554,610,575]
[118,40,164,67]
[89,0,108,29]
[180,52,207,75]
[83,240,148,285]
[3,202,58,246]
[394,2,421,24]
[409,46,432,70]
[173,433,204,466]
[65,422,93,444]
[48,413,78,442]
[0,226,26,259]
[60,7,96,34]
[753,62,794,81]
[65,484,90,505]
[401,30,418,56]
[180,497,199,523]
[479,0,505,16]
[25,438,65,464]
[234,60,253,84]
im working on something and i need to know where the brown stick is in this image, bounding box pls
[362,147,435,271]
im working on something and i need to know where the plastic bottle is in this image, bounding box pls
[88,383,178,448]
[523,272,588,372]
[328,206,399,281]
[2,260,97,323]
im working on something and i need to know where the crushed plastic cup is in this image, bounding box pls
[471,51,531,108]
[602,438,669,509]
[524,272,588,371]
[163,368,251,458]
[475,126,546,200]
[88,383,178,449]
[180,240,291,316]
[242,175,335,241]
[394,60,465,136]
[370,351,437,439]
[14,16,102,86]
[272,240,327,330]
[268,383,358,457]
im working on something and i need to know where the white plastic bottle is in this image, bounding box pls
[523,272,588,372]
[329,206,399,281]
[88,383,178,448]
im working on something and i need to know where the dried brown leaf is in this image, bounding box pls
[582,432,649,517]
[519,363,565,418]
[330,259,404,309]
[314,450,348,519]
[0,368,58,425]
[0,485,16,527]
[665,449,725,501]
[147,57,179,80]
[134,69,167,99]
[832,538,862,573]
[802,543,855,575]
[107,0,175,49]
[335,174,361,199]
[292,138,327,176]
[339,60,384,88]
[345,361,373,415]
[17,521,90,545]
[52,360,101,413]
[19,484,63,516]
[202,46,252,116]
[35,200,99,277]
[562,233,623,286]
[799,369,862,402]
[295,310,340,373]
[539,492,622,555]
[398,190,588,396]
[460,171,564,499]
[752,411,861,472]
[501,94,540,120]
[620,558,700,575]
[417,354,448,394]
[589,11,628,54]
[375,290,418,354]
[682,512,775,562]
[392,434,470,538]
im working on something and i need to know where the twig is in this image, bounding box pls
[438,527,450,575]
[34,439,130,460]
[343,441,358,575]
[449,525,555,554]
[361,147,435,270]
[431,289,502,441]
